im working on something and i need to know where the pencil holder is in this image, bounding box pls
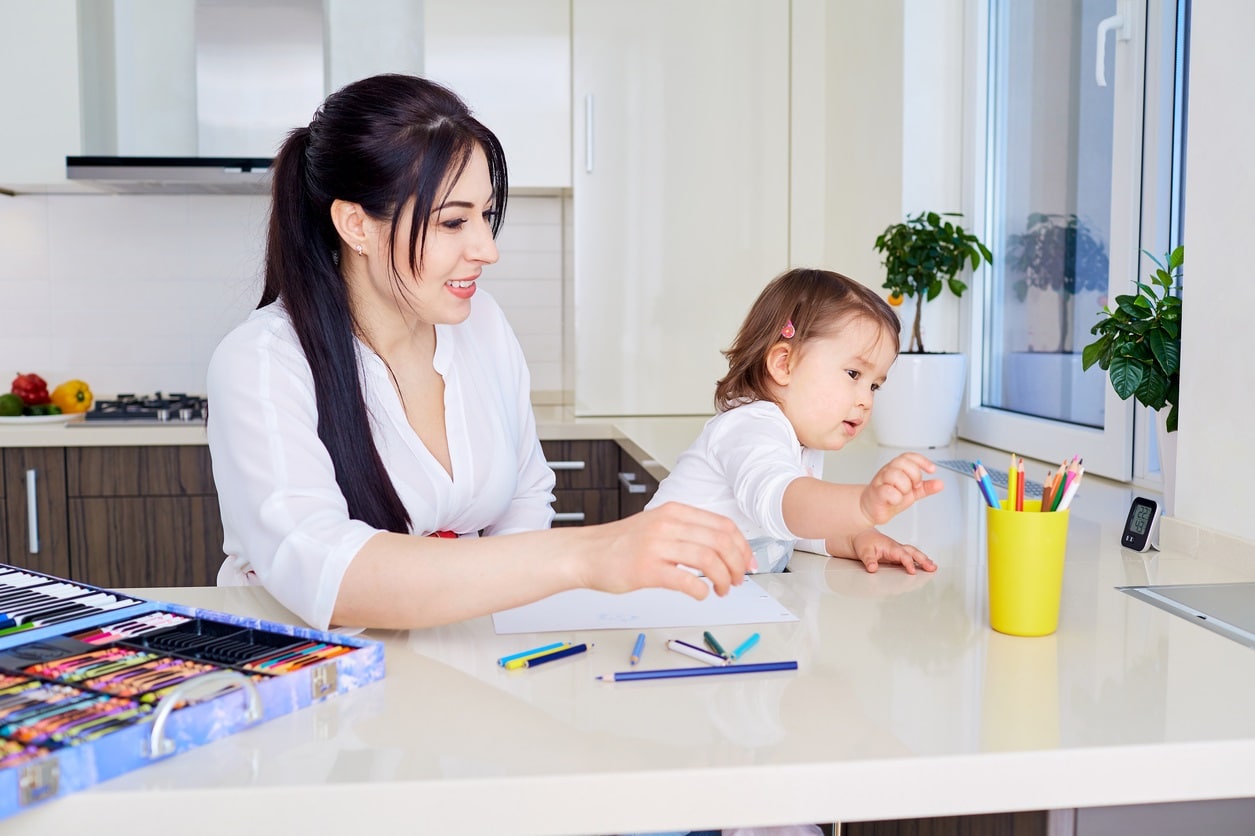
[985,500,1069,637]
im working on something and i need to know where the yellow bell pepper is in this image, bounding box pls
[50,379,93,414]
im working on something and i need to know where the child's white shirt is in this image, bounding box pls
[646,400,828,572]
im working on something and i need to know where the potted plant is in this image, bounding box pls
[870,211,993,448]
[1002,213,1109,424]
[1082,245,1183,512]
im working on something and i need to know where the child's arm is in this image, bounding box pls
[781,453,943,570]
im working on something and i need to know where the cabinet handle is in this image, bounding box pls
[553,512,586,523]
[618,472,647,494]
[25,468,39,554]
[584,94,595,173]
[548,461,587,472]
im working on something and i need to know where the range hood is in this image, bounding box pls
[66,0,321,195]
[66,156,273,195]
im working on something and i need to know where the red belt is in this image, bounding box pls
[428,530,458,539]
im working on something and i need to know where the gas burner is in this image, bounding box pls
[82,392,209,424]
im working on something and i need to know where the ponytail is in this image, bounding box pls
[263,123,411,533]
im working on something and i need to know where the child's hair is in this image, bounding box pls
[714,268,901,411]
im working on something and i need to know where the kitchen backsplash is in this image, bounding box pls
[0,192,566,400]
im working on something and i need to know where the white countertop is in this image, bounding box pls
[4,426,1254,835]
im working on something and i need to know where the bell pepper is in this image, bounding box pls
[51,379,94,414]
[11,373,51,405]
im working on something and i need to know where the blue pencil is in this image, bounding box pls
[595,660,798,682]
[630,632,646,665]
[497,641,566,667]
[972,461,1001,509]
[515,643,590,669]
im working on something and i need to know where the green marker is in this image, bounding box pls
[702,630,729,659]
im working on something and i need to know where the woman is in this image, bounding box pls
[207,74,751,631]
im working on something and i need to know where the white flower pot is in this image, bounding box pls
[1154,408,1177,518]
[871,353,967,448]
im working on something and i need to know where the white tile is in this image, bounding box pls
[481,250,562,281]
[6,190,567,399]
[495,221,562,253]
[0,196,51,281]
[501,195,561,224]
[485,279,561,310]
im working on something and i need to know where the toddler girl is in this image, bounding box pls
[646,268,942,574]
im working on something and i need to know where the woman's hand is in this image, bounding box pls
[843,528,937,575]
[576,502,754,601]
[860,453,945,526]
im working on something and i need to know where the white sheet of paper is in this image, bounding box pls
[491,577,797,634]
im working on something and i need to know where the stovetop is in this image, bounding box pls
[75,393,208,425]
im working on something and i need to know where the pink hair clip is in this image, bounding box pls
[780,319,796,339]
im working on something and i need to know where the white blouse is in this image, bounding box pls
[646,400,827,572]
[206,289,555,630]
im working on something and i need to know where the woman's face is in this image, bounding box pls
[364,144,500,325]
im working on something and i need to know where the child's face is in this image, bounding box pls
[774,318,897,451]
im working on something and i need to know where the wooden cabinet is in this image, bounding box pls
[541,440,619,526]
[1,446,223,588]
[616,447,660,518]
[541,440,666,524]
[1,448,71,578]
[66,447,223,589]
[571,0,790,415]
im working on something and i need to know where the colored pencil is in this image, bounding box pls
[630,633,646,666]
[596,661,798,682]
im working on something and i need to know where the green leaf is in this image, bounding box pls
[1148,330,1180,375]
[1081,338,1108,370]
[1136,369,1169,410]
[1107,357,1143,400]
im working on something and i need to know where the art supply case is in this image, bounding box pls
[0,563,385,821]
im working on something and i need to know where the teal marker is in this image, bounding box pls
[730,633,760,660]
[702,630,729,659]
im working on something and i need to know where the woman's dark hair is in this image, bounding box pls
[715,268,901,411]
[261,74,508,533]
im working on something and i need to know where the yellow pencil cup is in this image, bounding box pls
[985,500,1069,637]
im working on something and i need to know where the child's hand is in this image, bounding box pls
[860,453,944,526]
[848,528,937,574]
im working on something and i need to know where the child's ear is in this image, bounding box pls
[765,341,793,386]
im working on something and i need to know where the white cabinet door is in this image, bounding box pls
[0,0,82,190]
[572,0,790,416]
[423,0,571,190]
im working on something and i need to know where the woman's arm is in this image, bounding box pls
[333,501,752,629]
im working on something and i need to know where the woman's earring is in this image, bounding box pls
[781,320,796,339]
[355,244,364,256]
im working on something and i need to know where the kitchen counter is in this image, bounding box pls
[0,408,706,470]
[3,428,1254,834]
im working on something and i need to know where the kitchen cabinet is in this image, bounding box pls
[542,440,619,526]
[423,0,571,190]
[1,448,72,578]
[2,446,223,589]
[67,447,223,589]
[616,447,660,518]
[571,0,791,415]
[0,0,83,190]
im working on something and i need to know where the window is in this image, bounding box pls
[961,0,1188,484]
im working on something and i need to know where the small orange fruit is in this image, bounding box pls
[888,292,904,306]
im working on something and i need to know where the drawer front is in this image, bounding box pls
[540,440,618,489]
[68,446,217,497]
[617,447,660,518]
[551,489,618,527]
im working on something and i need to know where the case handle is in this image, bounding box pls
[146,671,262,758]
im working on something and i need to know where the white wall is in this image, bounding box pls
[0,193,565,400]
[1175,0,1255,544]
